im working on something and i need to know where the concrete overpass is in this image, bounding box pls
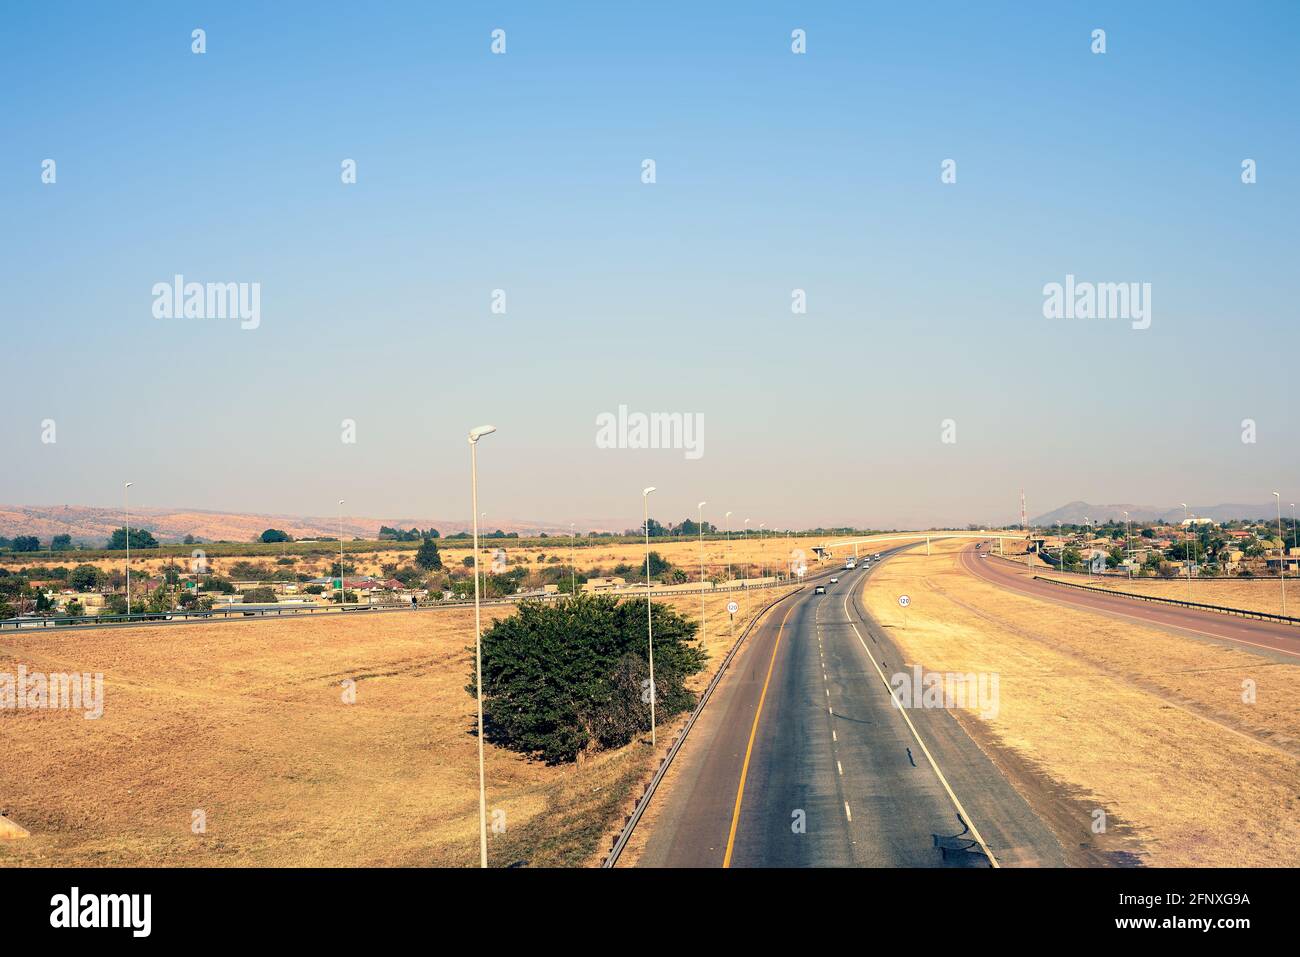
[816,530,1028,558]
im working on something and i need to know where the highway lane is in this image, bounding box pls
[636,548,1069,867]
[963,547,1300,661]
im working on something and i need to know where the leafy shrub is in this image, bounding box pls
[469,595,706,764]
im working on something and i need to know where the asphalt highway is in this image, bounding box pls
[963,547,1300,662]
[636,547,1068,867]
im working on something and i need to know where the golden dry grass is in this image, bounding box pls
[862,541,1300,867]
[8,534,833,582]
[0,585,796,867]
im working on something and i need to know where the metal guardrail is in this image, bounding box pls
[1032,575,1300,627]
[600,583,804,867]
[0,579,797,631]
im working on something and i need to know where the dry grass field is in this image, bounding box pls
[862,541,1300,866]
[7,534,834,585]
[1035,571,1295,618]
[0,584,797,867]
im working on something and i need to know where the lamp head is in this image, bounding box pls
[469,425,497,444]
[642,486,656,497]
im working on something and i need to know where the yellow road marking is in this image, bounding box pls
[722,597,801,868]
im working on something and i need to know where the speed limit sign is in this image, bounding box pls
[898,595,911,608]
[727,600,739,615]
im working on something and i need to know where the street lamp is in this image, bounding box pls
[1123,510,1132,580]
[1274,492,1287,615]
[124,482,133,614]
[468,424,496,869]
[642,486,658,747]
[743,519,751,584]
[724,511,734,602]
[1284,501,1294,566]
[337,500,346,606]
[1180,503,1192,599]
[697,501,707,647]
[569,522,576,596]
[1083,517,1090,582]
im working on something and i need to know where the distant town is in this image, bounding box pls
[0,520,790,620]
[2,512,1297,623]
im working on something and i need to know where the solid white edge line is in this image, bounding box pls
[842,581,1001,868]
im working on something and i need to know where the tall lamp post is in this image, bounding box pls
[724,511,734,587]
[124,482,133,614]
[697,501,707,646]
[1083,517,1091,582]
[1123,510,1132,580]
[569,522,576,596]
[337,500,346,605]
[642,486,658,747]
[743,519,751,599]
[468,424,496,868]
[1274,492,1287,615]
[1284,504,1294,587]
[1180,503,1192,599]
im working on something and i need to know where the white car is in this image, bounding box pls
[814,585,826,594]
[829,577,839,584]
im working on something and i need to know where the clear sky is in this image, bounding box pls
[2,2,1296,530]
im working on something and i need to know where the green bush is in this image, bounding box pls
[469,594,707,764]
[415,538,443,571]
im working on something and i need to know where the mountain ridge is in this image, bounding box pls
[1031,501,1286,525]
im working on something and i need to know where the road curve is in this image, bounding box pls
[635,548,1069,867]
[962,547,1300,661]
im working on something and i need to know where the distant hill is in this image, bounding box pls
[1031,500,1282,526]
[0,504,575,546]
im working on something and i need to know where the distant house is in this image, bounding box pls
[583,577,626,593]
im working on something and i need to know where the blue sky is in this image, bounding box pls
[2,2,1297,529]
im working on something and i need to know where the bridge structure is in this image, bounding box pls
[815,530,1029,559]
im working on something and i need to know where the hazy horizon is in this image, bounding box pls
[4,3,1296,530]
